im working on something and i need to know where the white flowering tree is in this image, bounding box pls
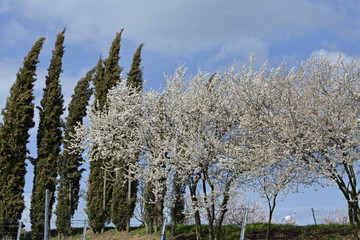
[238,55,360,239]
[166,66,246,240]
[223,59,311,240]
[71,65,254,240]
[282,56,360,239]
[321,208,349,224]
[223,198,268,225]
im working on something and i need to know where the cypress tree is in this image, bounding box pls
[0,37,45,238]
[170,173,186,235]
[126,43,144,90]
[93,29,124,111]
[30,29,65,240]
[92,56,105,111]
[86,57,106,233]
[87,29,123,233]
[111,43,144,231]
[111,169,132,231]
[55,69,94,238]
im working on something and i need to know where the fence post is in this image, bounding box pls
[311,208,317,225]
[16,222,22,240]
[240,208,248,240]
[160,217,167,240]
[44,189,50,240]
[102,169,107,234]
[82,219,87,240]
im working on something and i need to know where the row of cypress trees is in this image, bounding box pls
[0,28,152,239]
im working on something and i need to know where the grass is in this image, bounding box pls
[17,223,355,240]
[165,223,354,240]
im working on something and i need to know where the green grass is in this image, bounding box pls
[163,223,353,240]
[19,223,354,240]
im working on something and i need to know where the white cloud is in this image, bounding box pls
[312,49,355,64]
[2,0,359,56]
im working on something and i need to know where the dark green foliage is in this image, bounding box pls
[0,37,45,238]
[93,29,124,111]
[86,161,109,233]
[87,30,124,233]
[170,174,186,234]
[92,56,105,112]
[111,170,138,231]
[126,43,144,91]
[55,68,94,237]
[111,171,128,231]
[103,29,124,90]
[30,29,65,240]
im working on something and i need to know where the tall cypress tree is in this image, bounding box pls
[86,57,106,233]
[111,169,131,231]
[0,37,45,238]
[111,43,144,231]
[87,29,123,233]
[92,56,104,111]
[126,43,144,90]
[93,29,124,112]
[30,29,65,240]
[55,68,94,238]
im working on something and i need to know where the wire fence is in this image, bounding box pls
[0,218,147,240]
[271,206,350,225]
[0,188,353,239]
[0,207,352,240]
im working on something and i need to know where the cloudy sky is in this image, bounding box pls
[1,0,360,229]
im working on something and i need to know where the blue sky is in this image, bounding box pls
[1,0,360,229]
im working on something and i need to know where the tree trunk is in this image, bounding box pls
[171,221,176,236]
[203,178,214,240]
[266,196,277,240]
[194,210,203,240]
[207,213,214,240]
[347,201,360,240]
[214,191,230,240]
[126,177,131,232]
[334,170,360,240]
[189,184,203,240]
[214,175,235,240]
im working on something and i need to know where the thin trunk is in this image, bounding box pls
[171,221,175,236]
[347,202,360,240]
[214,184,232,240]
[154,220,158,233]
[334,171,360,240]
[68,183,72,234]
[203,178,214,240]
[194,209,202,240]
[126,177,131,232]
[101,169,106,234]
[189,184,203,240]
[266,195,277,240]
